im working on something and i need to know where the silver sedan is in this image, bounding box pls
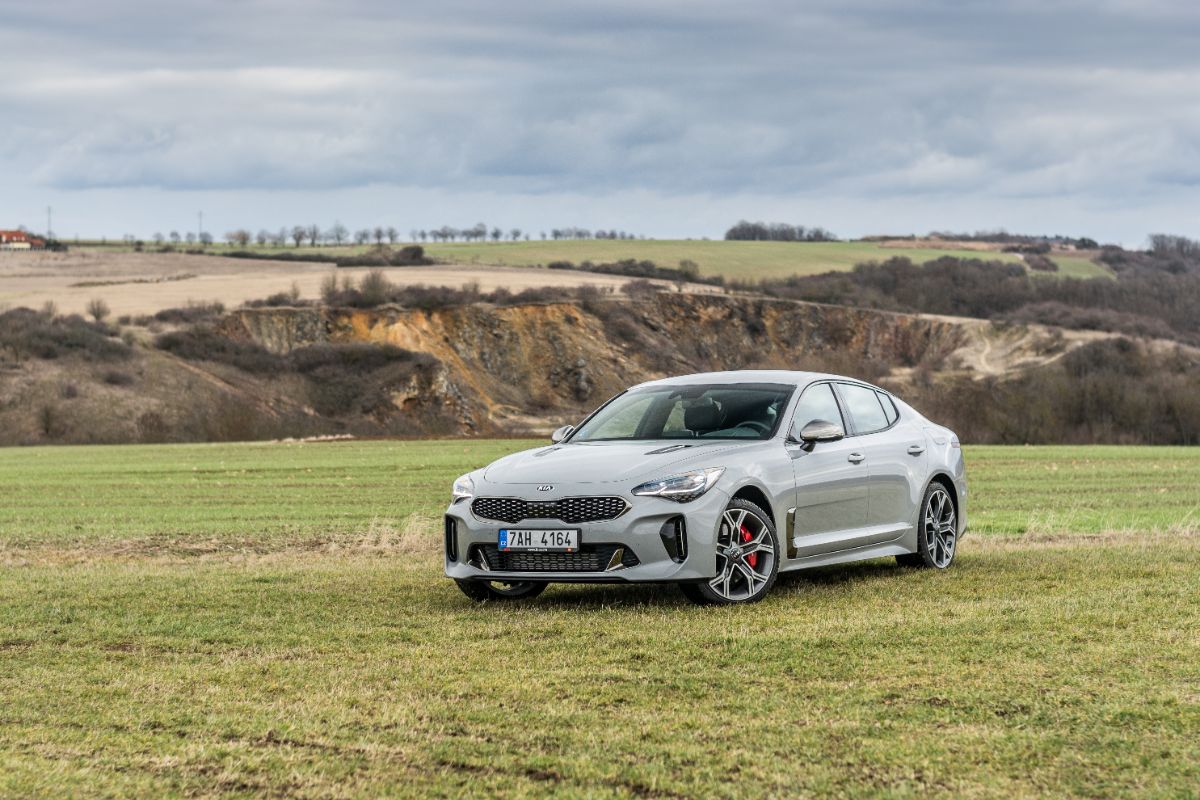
[445,370,967,605]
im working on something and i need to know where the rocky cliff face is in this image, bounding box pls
[221,294,972,433]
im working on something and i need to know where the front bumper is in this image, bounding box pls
[444,488,730,583]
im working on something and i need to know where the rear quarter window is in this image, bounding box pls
[877,391,899,425]
[839,383,889,434]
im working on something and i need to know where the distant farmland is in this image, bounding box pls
[423,239,1034,280]
[62,238,1114,283]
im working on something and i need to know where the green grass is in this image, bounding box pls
[1045,254,1114,280]
[74,239,1028,282]
[2,441,1198,797]
[421,239,1027,281]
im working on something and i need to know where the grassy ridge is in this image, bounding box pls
[423,239,1030,281]
[2,440,1198,797]
[73,239,1034,281]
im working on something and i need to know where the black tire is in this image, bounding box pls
[896,481,958,570]
[680,497,780,605]
[455,578,547,602]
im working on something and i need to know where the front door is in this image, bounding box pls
[786,383,870,558]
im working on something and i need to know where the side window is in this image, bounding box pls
[839,384,889,434]
[791,383,844,432]
[877,391,899,425]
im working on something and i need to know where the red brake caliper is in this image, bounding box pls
[740,525,757,568]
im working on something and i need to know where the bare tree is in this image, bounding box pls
[373,226,385,246]
[490,226,502,242]
[169,230,181,244]
[509,228,521,241]
[386,226,399,244]
[291,225,307,247]
[273,227,289,247]
[225,230,251,247]
[185,232,196,245]
[306,224,321,247]
[153,232,165,246]
[328,222,349,246]
[199,231,213,246]
[255,229,269,246]
[354,228,371,245]
[86,298,110,322]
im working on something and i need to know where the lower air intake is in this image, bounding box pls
[471,544,639,573]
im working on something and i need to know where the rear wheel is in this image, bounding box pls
[455,579,547,602]
[680,498,779,605]
[897,482,958,569]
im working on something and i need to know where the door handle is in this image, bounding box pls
[907,444,926,456]
[847,452,865,464]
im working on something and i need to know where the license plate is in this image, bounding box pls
[498,528,580,552]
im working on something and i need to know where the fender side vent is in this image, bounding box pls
[444,516,458,562]
[659,516,688,563]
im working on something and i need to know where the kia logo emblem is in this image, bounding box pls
[537,485,554,492]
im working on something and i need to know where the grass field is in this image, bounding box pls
[68,238,1118,282]
[422,240,1033,282]
[71,239,1035,282]
[1047,255,1115,280]
[2,441,1198,797]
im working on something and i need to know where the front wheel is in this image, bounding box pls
[680,498,779,605]
[455,579,547,602]
[897,482,958,569]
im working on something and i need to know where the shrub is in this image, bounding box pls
[86,298,111,322]
[102,370,135,386]
[0,308,131,363]
[153,303,226,324]
[333,245,432,268]
[155,328,285,374]
[358,270,393,307]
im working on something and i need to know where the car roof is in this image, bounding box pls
[630,370,883,392]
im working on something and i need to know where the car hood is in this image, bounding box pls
[482,440,759,485]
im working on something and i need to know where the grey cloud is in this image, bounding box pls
[1,0,1198,237]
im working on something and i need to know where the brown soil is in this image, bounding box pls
[0,250,683,317]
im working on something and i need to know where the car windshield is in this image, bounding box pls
[570,383,795,442]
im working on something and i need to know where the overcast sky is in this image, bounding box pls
[1,0,1198,243]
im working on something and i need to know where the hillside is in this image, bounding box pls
[3,292,1195,447]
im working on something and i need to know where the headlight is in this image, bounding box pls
[631,467,725,503]
[451,474,474,504]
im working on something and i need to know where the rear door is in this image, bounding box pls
[785,382,871,558]
[835,383,926,534]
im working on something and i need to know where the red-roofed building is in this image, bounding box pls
[0,230,46,250]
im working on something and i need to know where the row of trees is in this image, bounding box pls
[724,221,837,242]
[1148,233,1200,259]
[144,224,646,248]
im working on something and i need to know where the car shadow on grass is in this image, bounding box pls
[522,558,914,608]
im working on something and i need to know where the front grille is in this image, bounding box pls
[472,496,628,524]
[471,544,640,573]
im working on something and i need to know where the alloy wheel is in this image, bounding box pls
[709,506,776,602]
[924,486,957,568]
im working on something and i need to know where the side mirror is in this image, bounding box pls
[798,419,844,443]
[551,425,574,443]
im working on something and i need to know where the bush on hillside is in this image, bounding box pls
[0,308,131,363]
